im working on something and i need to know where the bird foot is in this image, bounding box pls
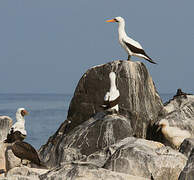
[127,55,131,61]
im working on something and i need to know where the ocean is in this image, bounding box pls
[0,93,173,149]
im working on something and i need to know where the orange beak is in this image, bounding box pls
[22,109,29,116]
[106,19,116,23]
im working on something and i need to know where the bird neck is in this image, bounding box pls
[118,21,127,38]
[110,79,116,91]
[16,113,25,123]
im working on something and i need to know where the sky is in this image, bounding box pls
[0,0,194,94]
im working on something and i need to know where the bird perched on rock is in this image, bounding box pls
[158,119,191,149]
[101,72,120,113]
[106,16,157,64]
[4,108,28,143]
[11,140,46,168]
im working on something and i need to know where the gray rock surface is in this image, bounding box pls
[103,137,187,180]
[179,138,194,158]
[0,116,12,174]
[39,163,149,180]
[84,137,164,168]
[66,60,164,138]
[0,116,12,142]
[4,166,47,180]
[39,112,133,168]
[179,148,194,180]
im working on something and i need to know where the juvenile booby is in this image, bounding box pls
[106,16,157,64]
[11,140,46,167]
[4,108,28,143]
[101,72,120,112]
[158,119,191,149]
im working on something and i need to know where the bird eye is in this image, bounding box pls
[114,19,118,22]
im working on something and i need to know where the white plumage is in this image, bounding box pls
[103,72,120,112]
[106,16,156,64]
[10,108,28,136]
[158,119,191,148]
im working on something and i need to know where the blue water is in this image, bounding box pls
[0,93,173,149]
[0,94,72,149]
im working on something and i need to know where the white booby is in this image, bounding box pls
[106,16,157,64]
[4,108,28,143]
[158,119,191,149]
[101,72,120,112]
[11,140,46,167]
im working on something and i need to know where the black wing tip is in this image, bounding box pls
[146,58,157,64]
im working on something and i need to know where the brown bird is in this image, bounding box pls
[11,140,46,168]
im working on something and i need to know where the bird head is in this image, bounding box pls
[158,119,169,128]
[16,108,29,117]
[106,16,124,23]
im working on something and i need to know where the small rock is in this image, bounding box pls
[179,138,194,158]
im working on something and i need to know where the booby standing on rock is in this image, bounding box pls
[11,140,46,168]
[106,16,157,64]
[101,72,120,112]
[158,119,191,149]
[4,108,28,143]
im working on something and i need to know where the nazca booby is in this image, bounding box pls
[4,108,28,143]
[106,16,156,64]
[158,119,191,149]
[101,72,120,112]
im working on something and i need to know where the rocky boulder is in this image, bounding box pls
[39,112,134,168]
[179,148,194,180]
[0,116,12,142]
[39,163,149,180]
[66,60,164,138]
[103,137,187,180]
[0,116,12,175]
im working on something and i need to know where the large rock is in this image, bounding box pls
[179,148,194,180]
[39,112,133,168]
[4,166,48,180]
[103,137,187,180]
[66,60,164,138]
[39,163,149,180]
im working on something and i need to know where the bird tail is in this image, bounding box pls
[144,57,157,64]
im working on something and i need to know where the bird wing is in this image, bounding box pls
[12,141,40,165]
[122,39,156,64]
[123,40,149,58]
[168,127,191,138]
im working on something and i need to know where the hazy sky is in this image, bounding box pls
[0,0,194,94]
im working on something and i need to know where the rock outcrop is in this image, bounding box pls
[66,60,164,138]
[179,148,194,180]
[39,60,164,167]
[0,116,12,142]
[39,163,149,180]
[103,137,187,180]
[39,112,134,168]
[0,116,12,175]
